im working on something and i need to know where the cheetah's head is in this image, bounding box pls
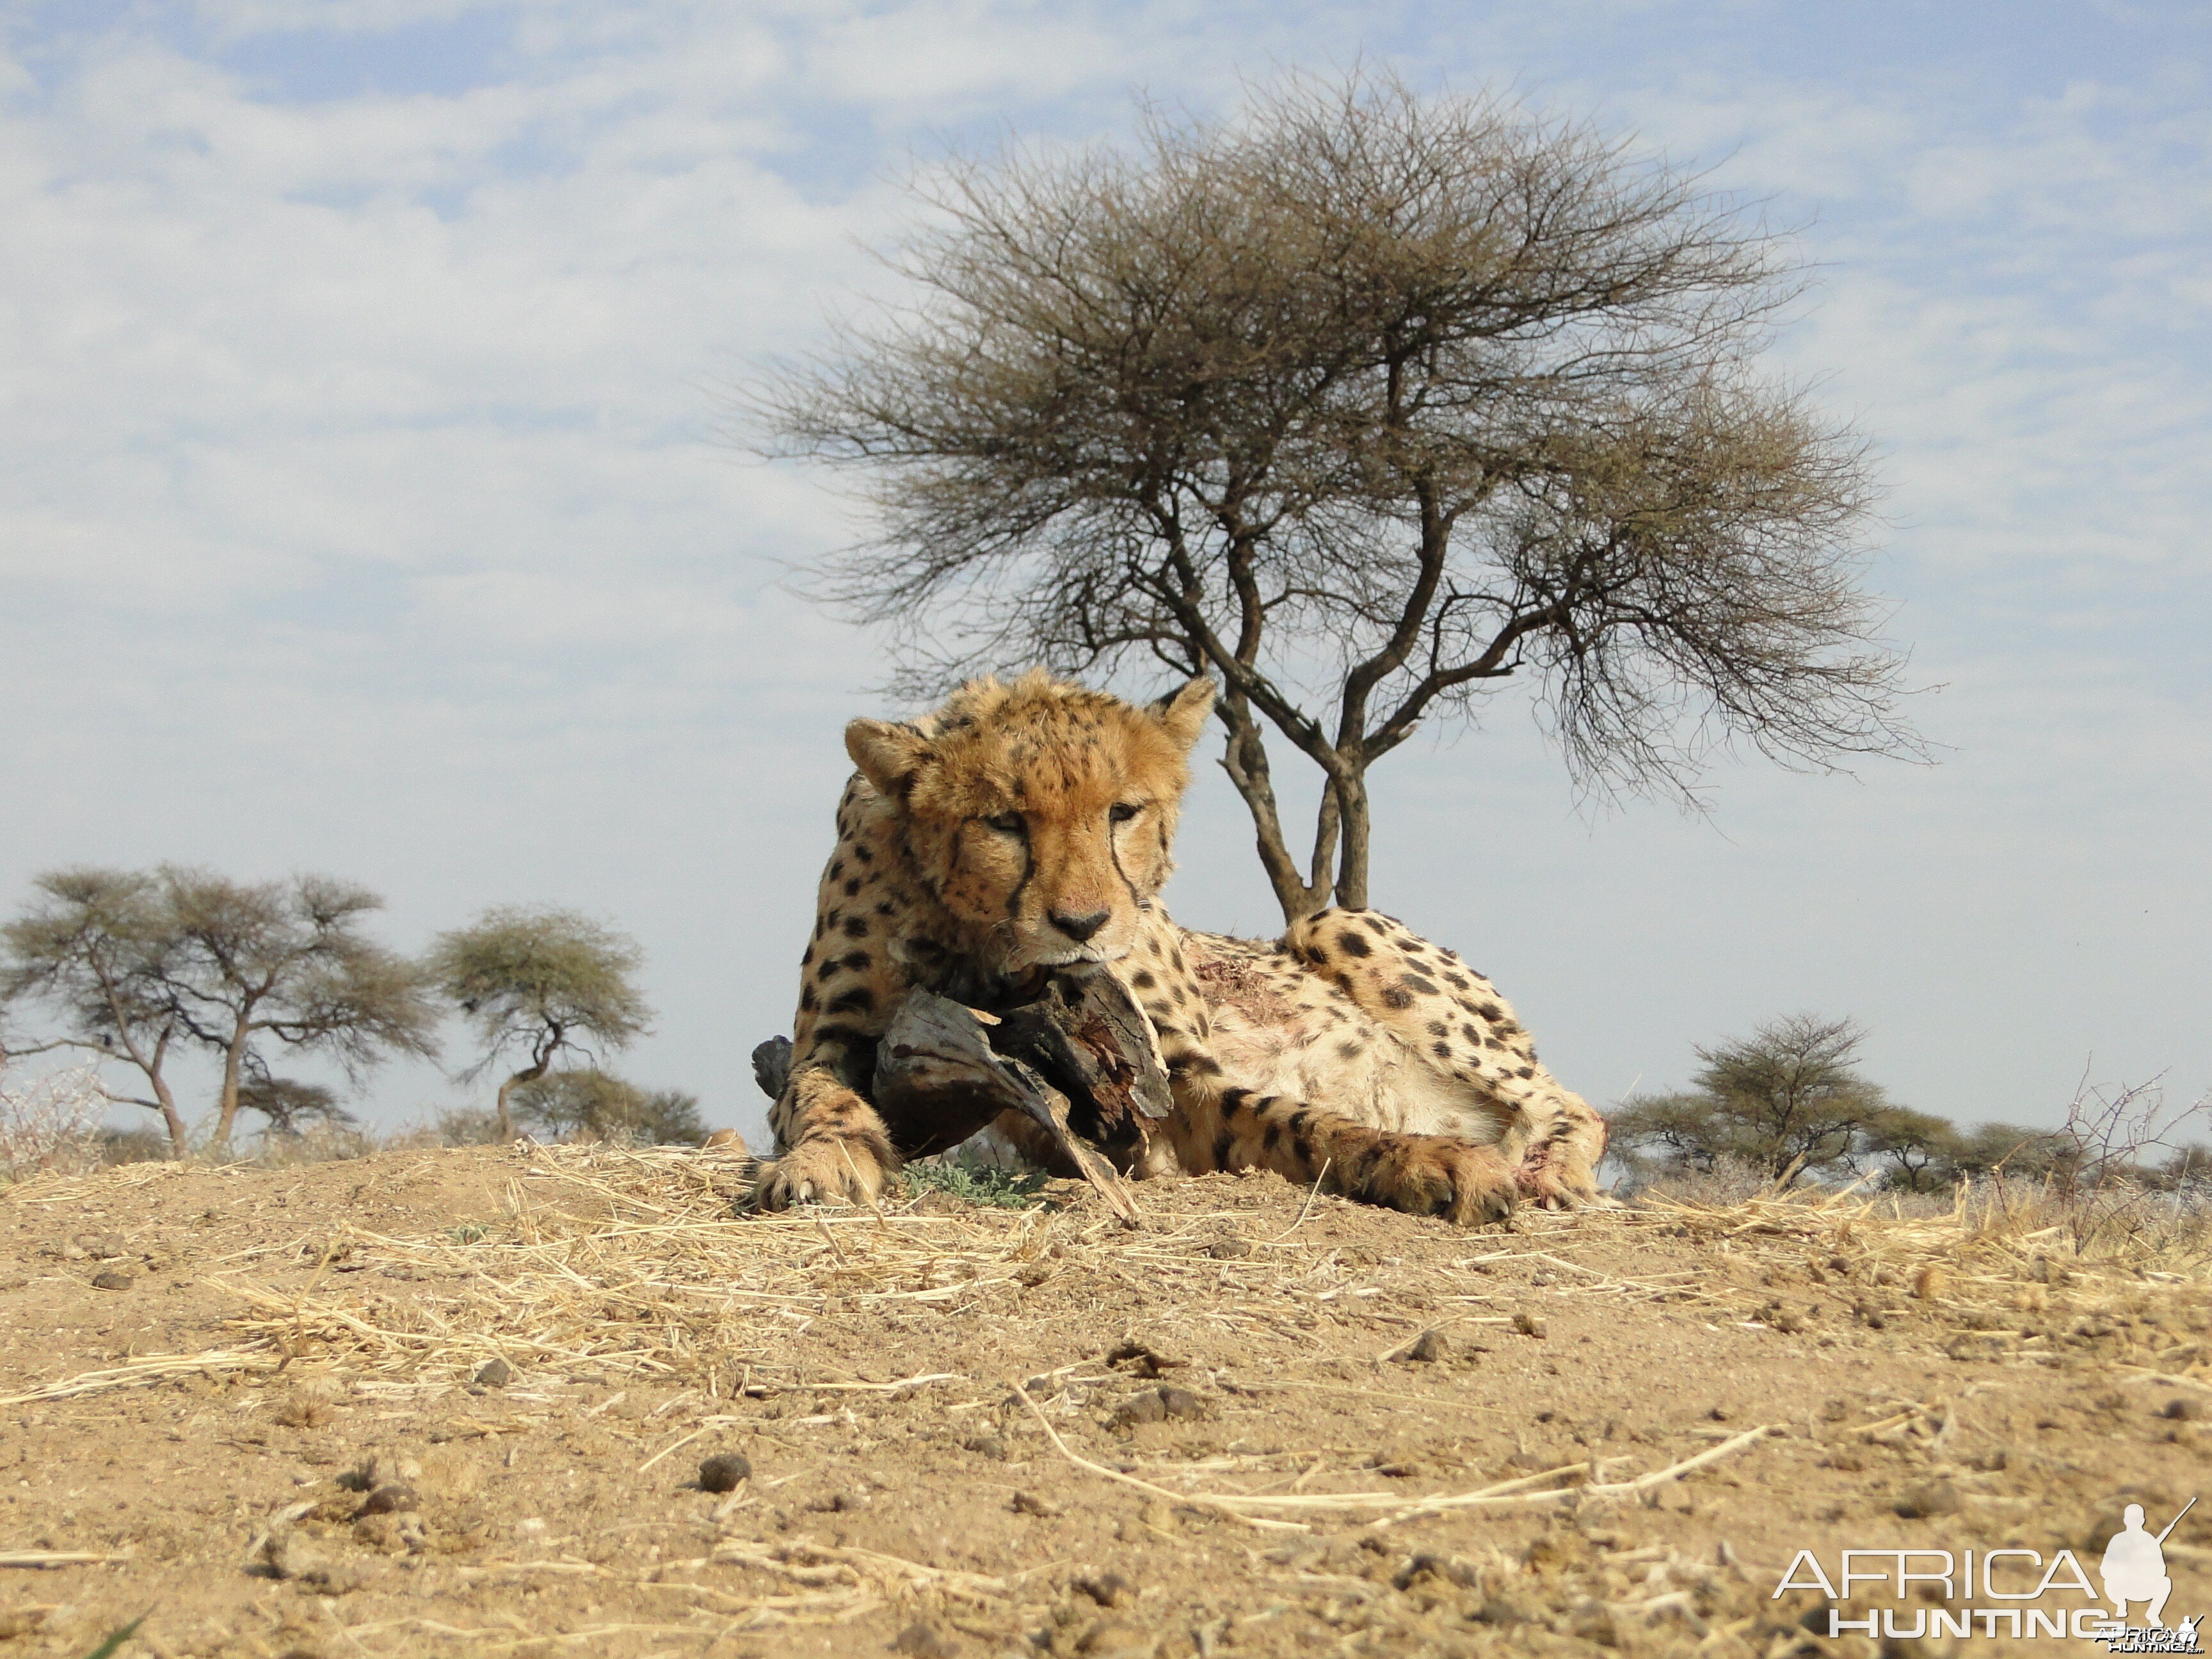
[846,671,1215,971]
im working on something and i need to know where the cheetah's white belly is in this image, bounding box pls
[1202,1002,1510,1148]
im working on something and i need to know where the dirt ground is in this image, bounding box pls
[1,1144,2207,1658]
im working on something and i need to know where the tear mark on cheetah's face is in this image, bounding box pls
[845,671,1215,974]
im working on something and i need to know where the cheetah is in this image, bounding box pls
[755,671,1609,1224]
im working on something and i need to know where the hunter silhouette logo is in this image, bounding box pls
[2103,1499,2191,1628]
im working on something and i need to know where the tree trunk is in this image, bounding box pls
[1216,699,1322,924]
[149,1066,186,1158]
[496,1061,547,1140]
[212,1025,249,1151]
[1331,765,1372,911]
[114,1023,188,1155]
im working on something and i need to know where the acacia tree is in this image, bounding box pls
[3,866,440,1152]
[1,869,189,1151]
[236,1077,354,1139]
[428,908,652,1140]
[1861,1106,1960,1193]
[760,70,1916,924]
[157,869,438,1150]
[511,1070,704,1146]
[1946,1121,2066,1180]
[1610,1014,1893,1187]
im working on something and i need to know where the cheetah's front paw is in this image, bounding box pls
[1515,1146,1606,1210]
[749,1137,894,1210]
[1353,1137,1517,1228]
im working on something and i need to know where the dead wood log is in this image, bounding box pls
[751,1037,792,1102]
[749,968,1169,1224]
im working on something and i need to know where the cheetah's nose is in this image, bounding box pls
[1048,907,1110,943]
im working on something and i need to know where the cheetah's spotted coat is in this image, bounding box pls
[757,673,1607,1224]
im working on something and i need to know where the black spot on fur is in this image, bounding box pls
[1336,1040,1363,1060]
[1363,915,1388,934]
[1381,987,1413,1010]
[843,878,862,897]
[1479,1004,1502,1021]
[1400,974,1439,995]
[1212,1130,1234,1171]
[1516,1066,1534,1079]
[842,951,872,972]
[853,844,873,862]
[1336,931,1372,958]
[1130,968,1157,989]
[1432,1041,1452,1059]
[827,986,876,1016]
[841,917,869,938]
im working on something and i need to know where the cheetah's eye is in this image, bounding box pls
[984,812,1025,835]
[1109,801,1143,824]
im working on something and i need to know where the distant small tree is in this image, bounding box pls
[236,1077,354,1138]
[428,908,652,1140]
[1947,1121,2068,1181]
[1604,1091,1738,1177]
[157,869,440,1151]
[1863,1106,1962,1194]
[1612,1014,1894,1187]
[1,869,188,1150]
[3,866,435,1153]
[2155,1143,2212,1192]
[511,1070,705,1145]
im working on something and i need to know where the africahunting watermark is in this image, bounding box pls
[1774,1497,2200,1651]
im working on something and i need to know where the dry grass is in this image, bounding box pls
[6,1140,2211,1656]
[7,1143,2202,1419]
[7,1141,2202,1450]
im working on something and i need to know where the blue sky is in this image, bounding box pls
[1,1,2206,1150]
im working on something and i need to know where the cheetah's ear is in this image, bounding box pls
[1152,677,1216,755]
[845,719,932,797]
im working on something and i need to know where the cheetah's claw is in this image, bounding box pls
[749,1139,893,1211]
